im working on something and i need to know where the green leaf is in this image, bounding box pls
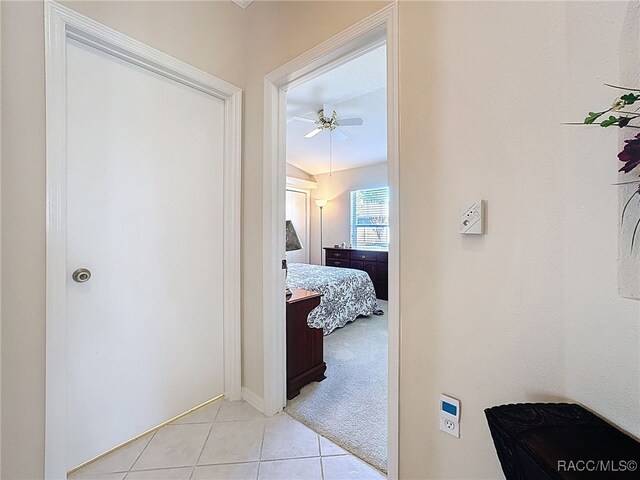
[621,93,640,104]
[600,115,618,127]
[584,111,603,124]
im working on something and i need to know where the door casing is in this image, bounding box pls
[261,5,400,479]
[44,2,242,478]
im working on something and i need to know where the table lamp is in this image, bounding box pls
[285,220,303,298]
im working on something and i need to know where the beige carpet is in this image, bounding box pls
[285,300,388,473]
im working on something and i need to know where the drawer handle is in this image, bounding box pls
[335,253,342,257]
[359,255,366,259]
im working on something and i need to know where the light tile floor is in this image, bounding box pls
[69,399,385,480]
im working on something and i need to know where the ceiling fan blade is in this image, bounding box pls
[289,116,317,124]
[338,117,363,126]
[304,127,322,138]
[323,103,334,118]
[333,128,348,141]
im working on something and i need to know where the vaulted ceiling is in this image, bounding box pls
[286,45,387,176]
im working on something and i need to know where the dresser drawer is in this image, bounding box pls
[351,251,378,261]
[326,258,349,268]
[325,249,350,260]
[350,260,364,270]
[363,262,378,281]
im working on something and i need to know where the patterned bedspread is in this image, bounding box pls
[287,263,379,335]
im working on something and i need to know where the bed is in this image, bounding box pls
[287,262,379,335]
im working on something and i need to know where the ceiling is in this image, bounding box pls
[286,45,387,176]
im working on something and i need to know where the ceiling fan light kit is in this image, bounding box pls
[296,103,364,140]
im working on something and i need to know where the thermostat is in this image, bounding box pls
[439,394,460,438]
[460,200,485,235]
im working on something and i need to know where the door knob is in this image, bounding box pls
[72,268,91,283]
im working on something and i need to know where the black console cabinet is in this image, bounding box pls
[323,247,388,300]
[485,403,640,479]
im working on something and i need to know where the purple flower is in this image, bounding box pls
[618,133,640,173]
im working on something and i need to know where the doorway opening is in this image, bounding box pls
[262,5,399,478]
[284,43,389,472]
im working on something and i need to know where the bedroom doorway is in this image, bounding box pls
[262,4,399,478]
[284,42,389,473]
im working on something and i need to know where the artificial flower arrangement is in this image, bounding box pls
[582,85,640,250]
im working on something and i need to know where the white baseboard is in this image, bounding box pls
[241,386,265,413]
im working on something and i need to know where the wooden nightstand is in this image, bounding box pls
[286,288,326,400]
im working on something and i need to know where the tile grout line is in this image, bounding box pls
[317,435,325,480]
[189,398,222,479]
[186,465,196,480]
[125,429,159,476]
[125,465,197,474]
[253,454,325,464]
[193,421,216,470]
[188,466,196,480]
[255,414,267,480]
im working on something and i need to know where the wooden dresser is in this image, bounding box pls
[323,247,388,300]
[286,288,325,400]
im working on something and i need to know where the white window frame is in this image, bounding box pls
[350,186,390,249]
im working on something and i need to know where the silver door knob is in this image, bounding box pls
[72,268,91,283]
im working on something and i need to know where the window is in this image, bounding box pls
[350,187,389,249]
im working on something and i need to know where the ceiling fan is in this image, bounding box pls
[290,103,363,140]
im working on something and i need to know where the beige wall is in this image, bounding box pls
[309,162,388,264]
[2,3,47,478]
[2,1,639,479]
[398,1,639,477]
[563,0,640,439]
[286,162,315,182]
[1,1,245,478]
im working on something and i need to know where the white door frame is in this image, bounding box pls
[44,2,242,478]
[262,4,400,478]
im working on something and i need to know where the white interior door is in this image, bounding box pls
[286,189,309,263]
[66,38,225,469]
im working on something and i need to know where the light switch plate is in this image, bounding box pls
[460,200,485,234]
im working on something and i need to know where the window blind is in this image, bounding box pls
[350,187,389,249]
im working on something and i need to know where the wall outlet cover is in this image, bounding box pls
[440,416,460,438]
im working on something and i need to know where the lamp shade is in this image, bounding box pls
[315,199,328,208]
[286,220,303,252]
